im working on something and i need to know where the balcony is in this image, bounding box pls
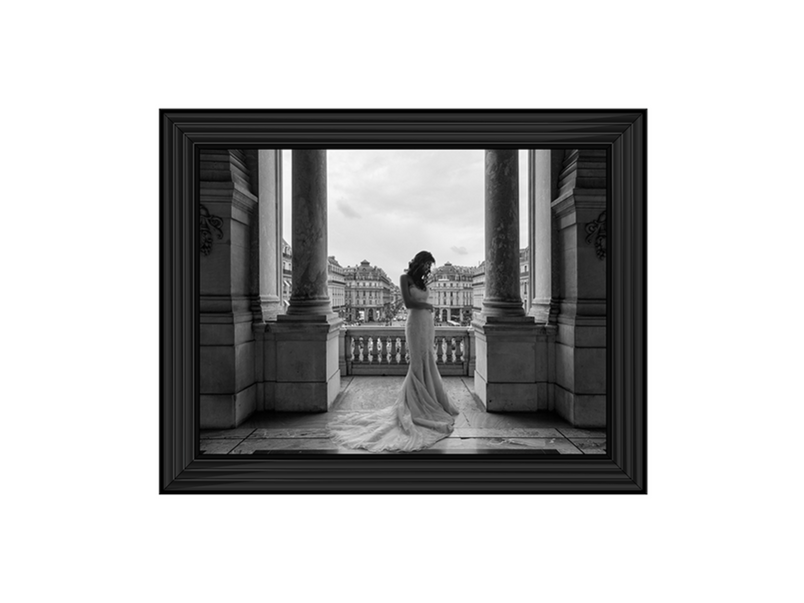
[200,375,606,455]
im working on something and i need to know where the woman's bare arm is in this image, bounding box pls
[399,274,433,310]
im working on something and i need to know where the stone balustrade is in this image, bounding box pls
[342,326,474,376]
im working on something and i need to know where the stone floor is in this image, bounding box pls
[200,376,607,455]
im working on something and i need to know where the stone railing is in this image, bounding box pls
[341,326,474,376]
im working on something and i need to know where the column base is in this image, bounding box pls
[277,312,340,323]
[472,319,553,412]
[284,298,334,317]
[480,298,526,319]
[270,316,343,411]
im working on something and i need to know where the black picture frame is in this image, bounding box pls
[160,109,646,494]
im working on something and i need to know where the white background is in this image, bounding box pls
[3,2,802,602]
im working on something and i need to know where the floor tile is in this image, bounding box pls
[209,377,604,455]
[241,412,332,430]
[200,439,242,454]
[249,427,331,439]
[199,427,255,440]
[558,427,607,438]
[330,376,403,411]
[428,437,581,454]
[231,437,344,454]
[569,438,607,454]
[450,427,563,438]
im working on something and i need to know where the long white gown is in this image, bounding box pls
[329,282,460,452]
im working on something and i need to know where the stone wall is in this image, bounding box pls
[199,150,259,428]
[552,150,607,427]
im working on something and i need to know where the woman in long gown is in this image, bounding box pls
[329,251,460,452]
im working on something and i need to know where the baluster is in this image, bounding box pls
[435,336,443,363]
[380,336,388,364]
[403,339,410,364]
[367,337,374,363]
[391,337,398,364]
[447,337,455,363]
[455,336,463,364]
[357,336,364,362]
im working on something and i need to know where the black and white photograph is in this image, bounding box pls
[198,148,608,456]
[5,2,802,602]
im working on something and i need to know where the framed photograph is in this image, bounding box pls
[160,109,646,493]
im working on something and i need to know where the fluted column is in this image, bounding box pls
[482,149,525,318]
[285,149,333,317]
[528,150,552,323]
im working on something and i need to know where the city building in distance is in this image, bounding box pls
[430,262,474,325]
[343,260,395,323]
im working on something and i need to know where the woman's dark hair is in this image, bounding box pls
[407,250,435,290]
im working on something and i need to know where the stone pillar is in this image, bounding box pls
[199,149,258,428]
[286,150,333,317]
[529,150,553,323]
[256,150,283,321]
[482,150,525,318]
[473,150,551,412]
[553,149,607,427]
[271,150,342,411]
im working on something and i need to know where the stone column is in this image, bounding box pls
[256,150,283,321]
[285,150,333,317]
[529,150,553,323]
[271,150,342,411]
[473,150,551,412]
[482,149,525,318]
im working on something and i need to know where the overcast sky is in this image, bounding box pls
[282,150,528,280]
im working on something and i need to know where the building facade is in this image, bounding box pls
[430,262,474,324]
[472,261,485,320]
[344,260,394,322]
[327,256,347,317]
